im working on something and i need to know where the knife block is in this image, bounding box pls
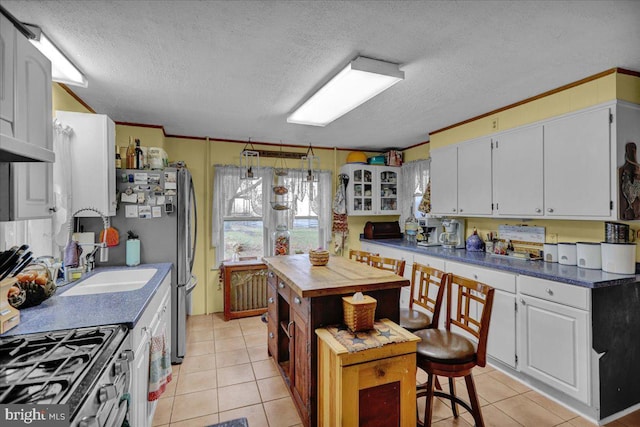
[1,277,20,334]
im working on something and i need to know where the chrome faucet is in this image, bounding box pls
[67,207,110,266]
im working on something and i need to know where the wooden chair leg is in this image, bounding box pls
[435,376,442,391]
[464,374,485,427]
[423,374,435,427]
[449,377,458,418]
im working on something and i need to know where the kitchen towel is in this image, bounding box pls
[148,329,172,401]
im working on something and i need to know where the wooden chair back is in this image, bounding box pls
[446,274,495,367]
[349,249,377,264]
[369,255,406,277]
[409,263,448,328]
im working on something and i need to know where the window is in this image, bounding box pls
[212,165,332,264]
[399,159,430,226]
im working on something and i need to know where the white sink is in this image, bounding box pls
[62,268,157,296]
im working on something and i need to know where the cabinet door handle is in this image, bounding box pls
[269,332,274,339]
[268,271,274,278]
[520,298,526,305]
[278,282,285,289]
[459,208,463,213]
[535,208,541,213]
[545,288,554,295]
[48,206,57,213]
[268,297,274,304]
[294,296,302,305]
[547,208,554,213]
[452,208,457,212]
[287,321,295,338]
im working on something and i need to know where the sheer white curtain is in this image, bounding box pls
[211,165,271,264]
[399,159,430,228]
[52,119,74,254]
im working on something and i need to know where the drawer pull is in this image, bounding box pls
[547,208,554,213]
[268,271,274,278]
[294,297,302,305]
[269,332,274,339]
[520,298,526,305]
[535,208,541,213]
[268,297,274,304]
[473,274,478,280]
[545,288,554,295]
[278,282,285,289]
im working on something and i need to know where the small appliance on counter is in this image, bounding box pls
[417,218,443,247]
[364,221,402,240]
[439,218,465,249]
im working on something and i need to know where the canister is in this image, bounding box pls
[558,242,577,266]
[601,243,636,274]
[126,231,140,267]
[543,243,558,263]
[576,242,601,270]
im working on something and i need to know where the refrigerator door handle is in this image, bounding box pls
[189,177,197,272]
[186,274,197,294]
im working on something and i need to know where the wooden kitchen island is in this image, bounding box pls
[262,254,409,427]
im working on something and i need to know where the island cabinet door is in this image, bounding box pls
[291,309,310,422]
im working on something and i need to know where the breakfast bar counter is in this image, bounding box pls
[262,254,409,427]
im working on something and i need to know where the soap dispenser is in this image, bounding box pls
[126,231,140,266]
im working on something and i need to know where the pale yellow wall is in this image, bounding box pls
[115,125,165,151]
[429,71,640,261]
[430,73,618,149]
[52,83,93,114]
[402,143,429,162]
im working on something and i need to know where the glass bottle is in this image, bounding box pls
[135,139,143,169]
[126,137,136,169]
[404,206,419,244]
[274,224,290,256]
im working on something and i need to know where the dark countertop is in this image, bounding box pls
[1,263,172,337]
[361,238,640,288]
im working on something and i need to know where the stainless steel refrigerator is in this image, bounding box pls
[80,166,197,363]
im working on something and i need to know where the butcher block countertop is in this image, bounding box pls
[262,254,409,298]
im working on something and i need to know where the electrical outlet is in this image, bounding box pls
[491,117,499,130]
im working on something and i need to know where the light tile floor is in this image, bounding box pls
[153,313,640,427]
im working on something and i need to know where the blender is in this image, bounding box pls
[439,218,465,249]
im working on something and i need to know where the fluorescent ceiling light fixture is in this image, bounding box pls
[24,24,88,88]
[287,56,404,127]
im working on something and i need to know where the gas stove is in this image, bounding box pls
[0,325,131,426]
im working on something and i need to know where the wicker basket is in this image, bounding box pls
[309,250,330,266]
[342,295,377,332]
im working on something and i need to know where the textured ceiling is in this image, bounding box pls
[2,0,640,151]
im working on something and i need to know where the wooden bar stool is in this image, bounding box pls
[348,249,378,264]
[368,255,406,276]
[414,274,495,427]
[399,263,447,332]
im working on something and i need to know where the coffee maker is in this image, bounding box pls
[417,218,444,246]
[439,218,466,249]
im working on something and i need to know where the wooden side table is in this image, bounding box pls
[316,319,420,427]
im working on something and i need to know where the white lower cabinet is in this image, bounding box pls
[445,261,517,368]
[517,276,590,405]
[130,274,171,427]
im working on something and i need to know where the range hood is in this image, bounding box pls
[0,134,55,162]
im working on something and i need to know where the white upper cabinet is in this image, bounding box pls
[0,27,53,221]
[55,111,116,217]
[429,145,458,215]
[341,164,401,215]
[544,107,611,217]
[492,125,544,217]
[430,137,492,216]
[0,13,15,136]
[457,136,493,216]
[430,101,639,220]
